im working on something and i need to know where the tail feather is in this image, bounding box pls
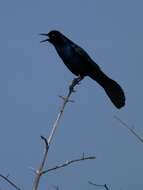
[88,69,125,109]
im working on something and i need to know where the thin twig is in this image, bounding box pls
[114,116,143,143]
[0,174,21,190]
[42,155,96,175]
[88,181,110,190]
[32,77,82,190]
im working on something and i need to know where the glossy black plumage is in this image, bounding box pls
[40,30,125,109]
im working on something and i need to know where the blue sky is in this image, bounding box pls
[0,0,143,189]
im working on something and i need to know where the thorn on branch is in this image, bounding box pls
[59,96,75,103]
[104,184,109,190]
[40,136,49,150]
[88,181,110,190]
[59,95,66,101]
[6,174,10,178]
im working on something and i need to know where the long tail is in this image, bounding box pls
[88,69,125,109]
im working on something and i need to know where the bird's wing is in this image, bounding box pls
[72,44,101,70]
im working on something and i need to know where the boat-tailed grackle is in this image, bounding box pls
[40,30,125,109]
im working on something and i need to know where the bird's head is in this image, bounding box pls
[40,30,63,44]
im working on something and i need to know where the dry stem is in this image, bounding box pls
[114,116,143,143]
[0,174,21,190]
[42,154,96,175]
[32,77,83,190]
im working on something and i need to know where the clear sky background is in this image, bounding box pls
[0,0,143,189]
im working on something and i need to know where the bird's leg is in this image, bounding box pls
[69,75,83,92]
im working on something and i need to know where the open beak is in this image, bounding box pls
[40,33,50,43]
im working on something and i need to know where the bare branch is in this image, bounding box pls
[114,116,143,143]
[42,154,96,175]
[88,181,110,190]
[32,76,83,190]
[47,76,83,146]
[0,174,21,190]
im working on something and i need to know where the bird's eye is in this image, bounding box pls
[51,33,56,38]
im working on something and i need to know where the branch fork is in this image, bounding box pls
[32,76,94,190]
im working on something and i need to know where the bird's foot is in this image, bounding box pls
[69,76,83,92]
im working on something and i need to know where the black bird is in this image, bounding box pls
[40,30,125,109]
